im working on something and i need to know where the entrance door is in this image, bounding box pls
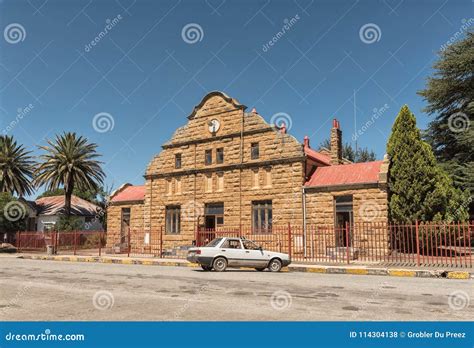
[205,215,216,230]
[204,203,224,231]
[334,196,353,247]
[121,208,131,249]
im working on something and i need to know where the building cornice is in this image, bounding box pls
[144,156,306,179]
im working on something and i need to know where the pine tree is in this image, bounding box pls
[318,139,376,162]
[418,32,473,215]
[387,105,468,222]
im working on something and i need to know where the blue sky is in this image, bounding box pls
[0,0,472,197]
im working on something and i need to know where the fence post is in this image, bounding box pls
[73,230,77,256]
[98,232,102,257]
[17,231,21,253]
[159,226,163,258]
[415,220,420,267]
[54,231,58,254]
[345,221,350,264]
[127,228,131,257]
[287,222,292,259]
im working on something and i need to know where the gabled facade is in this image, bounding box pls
[143,91,305,248]
[106,91,389,254]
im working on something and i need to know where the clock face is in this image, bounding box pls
[208,119,220,133]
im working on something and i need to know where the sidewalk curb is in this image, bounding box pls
[18,254,472,280]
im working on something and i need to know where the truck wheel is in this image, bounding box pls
[268,258,282,272]
[213,257,227,272]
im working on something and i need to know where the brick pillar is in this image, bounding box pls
[330,119,342,165]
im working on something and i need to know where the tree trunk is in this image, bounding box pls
[65,189,73,217]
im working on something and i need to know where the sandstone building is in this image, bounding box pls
[107,91,388,256]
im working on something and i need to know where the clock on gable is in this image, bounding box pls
[208,119,220,133]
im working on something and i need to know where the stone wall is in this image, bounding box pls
[106,203,144,251]
[304,186,389,257]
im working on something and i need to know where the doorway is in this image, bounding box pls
[204,203,224,230]
[121,208,130,249]
[334,196,353,247]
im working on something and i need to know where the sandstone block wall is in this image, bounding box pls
[305,186,389,256]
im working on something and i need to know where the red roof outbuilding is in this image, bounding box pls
[305,161,383,187]
[110,185,145,203]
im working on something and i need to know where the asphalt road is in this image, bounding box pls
[0,257,472,321]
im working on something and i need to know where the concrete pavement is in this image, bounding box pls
[0,257,472,321]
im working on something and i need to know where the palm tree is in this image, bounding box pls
[0,135,35,196]
[35,132,105,216]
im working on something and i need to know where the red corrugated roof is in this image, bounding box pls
[305,161,383,187]
[305,147,331,166]
[35,195,99,216]
[111,185,145,202]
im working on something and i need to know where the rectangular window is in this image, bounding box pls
[216,148,224,164]
[175,154,182,169]
[217,172,224,191]
[251,142,259,160]
[252,201,272,234]
[165,206,181,234]
[205,149,212,165]
[264,167,272,187]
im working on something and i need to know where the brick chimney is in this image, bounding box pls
[330,118,342,165]
[303,135,310,148]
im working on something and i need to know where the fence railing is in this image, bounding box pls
[15,231,106,256]
[15,221,473,268]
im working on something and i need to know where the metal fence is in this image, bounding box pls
[14,221,473,268]
[194,222,473,268]
[15,231,106,256]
